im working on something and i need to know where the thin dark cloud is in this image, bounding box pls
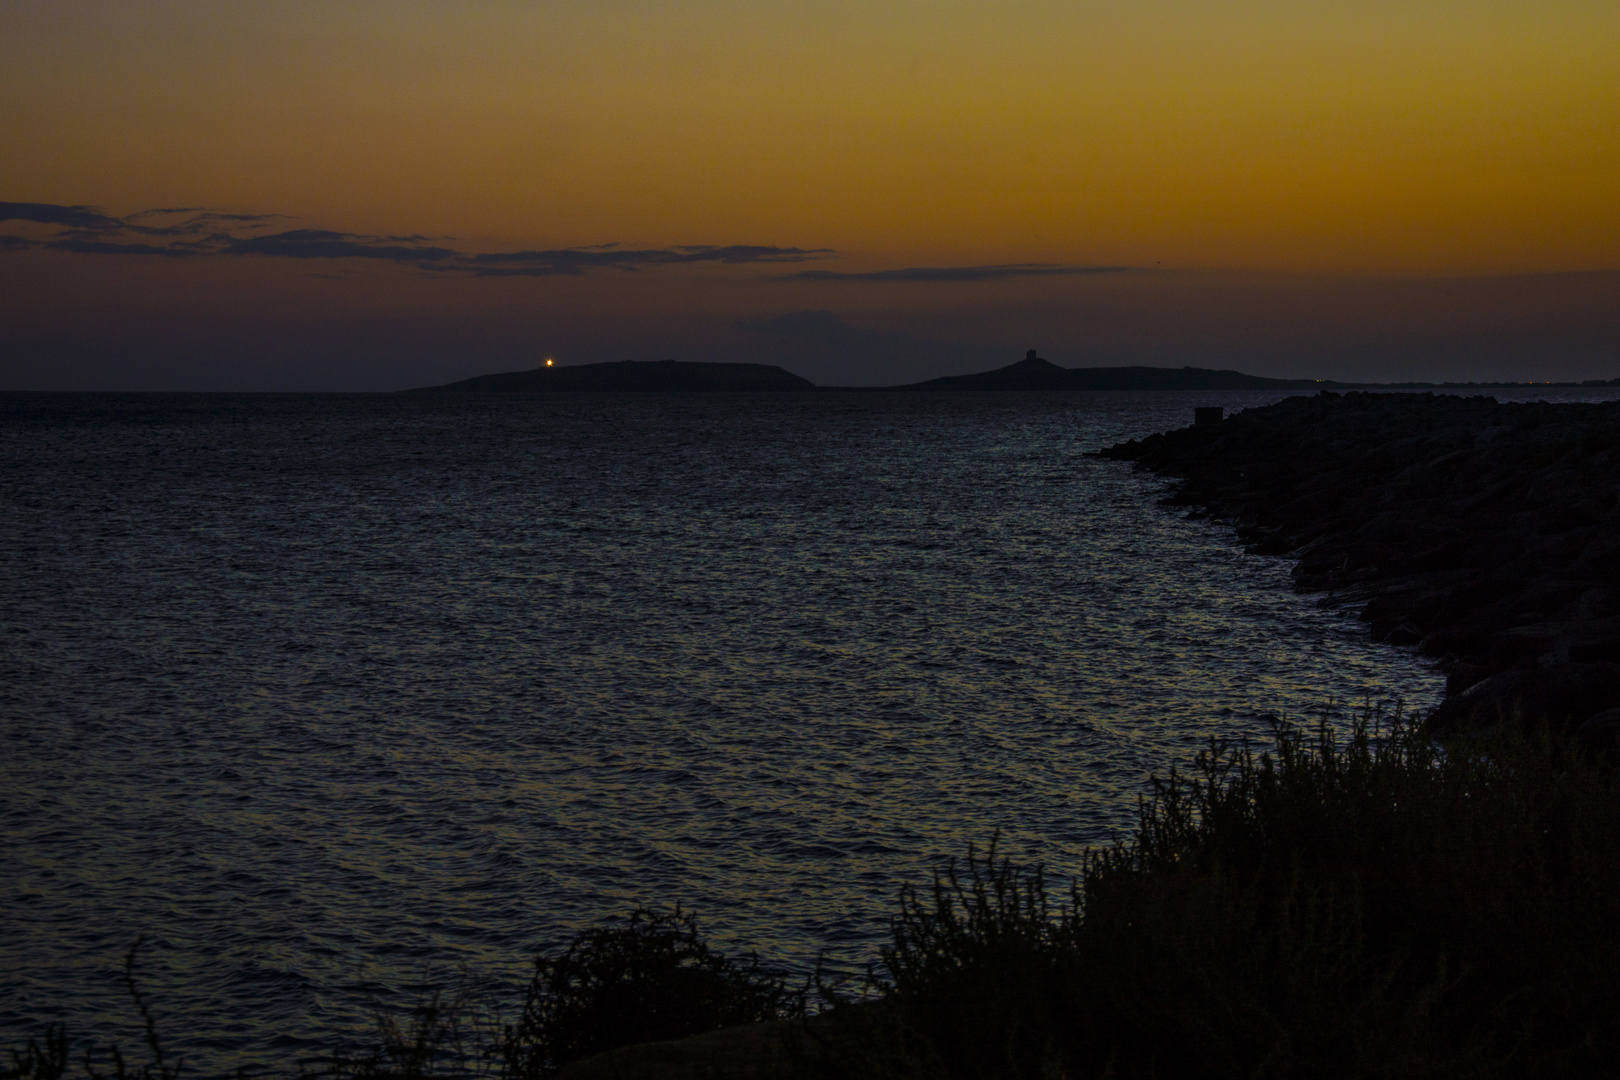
[4,199,834,277]
[472,247,675,274]
[46,238,200,257]
[185,211,280,223]
[782,263,1134,282]
[473,244,832,275]
[0,235,34,251]
[223,229,459,262]
[0,201,124,230]
[4,202,288,241]
[673,244,833,263]
[133,211,289,238]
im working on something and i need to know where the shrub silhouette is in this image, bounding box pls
[328,982,498,1080]
[500,907,803,1077]
[849,712,1620,1079]
[4,943,183,1080]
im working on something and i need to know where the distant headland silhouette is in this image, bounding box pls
[882,350,1316,391]
[413,358,816,392]
[410,351,1620,393]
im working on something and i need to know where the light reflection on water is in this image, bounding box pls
[2,390,1447,1074]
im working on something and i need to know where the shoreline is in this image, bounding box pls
[1099,390,1620,741]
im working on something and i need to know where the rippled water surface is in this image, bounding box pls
[2,390,1449,1074]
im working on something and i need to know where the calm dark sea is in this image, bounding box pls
[0,389,1469,1074]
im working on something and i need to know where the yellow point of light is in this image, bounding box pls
[545,358,554,367]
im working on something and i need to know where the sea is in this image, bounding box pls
[5,386,1605,1076]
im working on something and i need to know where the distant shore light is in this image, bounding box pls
[545,357,554,367]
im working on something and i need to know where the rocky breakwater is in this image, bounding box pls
[1099,391,1620,743]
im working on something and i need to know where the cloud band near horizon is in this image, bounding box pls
[780,264,1135,282]
[0,201,1137,284]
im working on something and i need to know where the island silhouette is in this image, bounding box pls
[413,358,816,392]
[411,350,1620,393]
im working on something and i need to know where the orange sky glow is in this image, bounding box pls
[2,0,1616,388]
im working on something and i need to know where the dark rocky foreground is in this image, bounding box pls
[1099,392,1620,742]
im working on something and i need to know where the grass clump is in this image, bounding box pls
[333,907,805,1078]
[5,942,185,1080]
[330,979,501,1080]
[501,906,806,1078]
[840,713,1620,1079]
[5,912,802,1080]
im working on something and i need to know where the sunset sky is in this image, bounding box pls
[3,0,1617,389]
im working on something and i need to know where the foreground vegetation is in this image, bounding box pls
[838,714,1620,1079]
[11,712,1620,1079]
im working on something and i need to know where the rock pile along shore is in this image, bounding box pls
[1099,392,1620,743]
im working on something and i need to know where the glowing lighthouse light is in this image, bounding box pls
[544,357,554,367]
